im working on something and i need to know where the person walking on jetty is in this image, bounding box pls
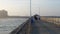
[31,17,35,23]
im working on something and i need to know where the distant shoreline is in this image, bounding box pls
[0,16,60,18]
[41,16,60,18]
[0,16,30,18]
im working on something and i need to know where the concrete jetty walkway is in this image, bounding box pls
[10,18,60,34]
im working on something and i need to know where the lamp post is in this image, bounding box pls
[39,8,40,16]
[30,0,31,17]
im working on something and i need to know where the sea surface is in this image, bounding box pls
[0,18,28,34]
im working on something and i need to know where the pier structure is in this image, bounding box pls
[10,16,60,34]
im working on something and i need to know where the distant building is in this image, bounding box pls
[0,10,8,17]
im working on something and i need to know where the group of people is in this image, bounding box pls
[34,14,40,20]
[31,14,40,23]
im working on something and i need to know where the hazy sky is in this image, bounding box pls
[0,0,60,16]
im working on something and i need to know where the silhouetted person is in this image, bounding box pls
[31,17,34,23]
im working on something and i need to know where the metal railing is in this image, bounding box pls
[10,19,31,34]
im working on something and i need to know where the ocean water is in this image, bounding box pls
[0,18,28,34]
